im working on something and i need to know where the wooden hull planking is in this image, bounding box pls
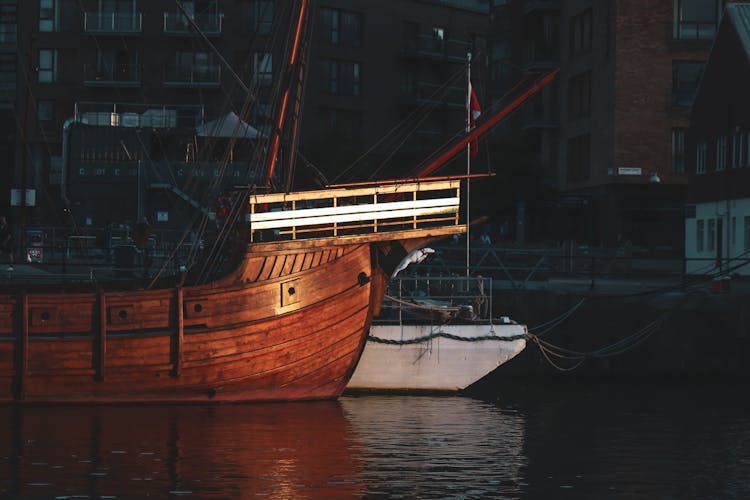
[0,242,378,403]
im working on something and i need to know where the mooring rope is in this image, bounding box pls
[367,330,526,345]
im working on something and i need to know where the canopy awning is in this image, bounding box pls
[195,111,260,139]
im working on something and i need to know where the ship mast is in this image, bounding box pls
[262,0,310,189]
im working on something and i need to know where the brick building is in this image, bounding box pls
[493,0,725,255]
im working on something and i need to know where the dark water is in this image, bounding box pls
[1,382,749,499]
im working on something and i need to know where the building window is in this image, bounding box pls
[716,136,726,171]
[175,51,216,81]
[696,141,707,174]
[568,71,591,120]
[566,134,590,182]
[0,1,16,44]
[672,61,704,108]
[253,51,272,83]
[321,8,362,47]
[322,59,361,96]
[673,0,721,40]
[38,49,57,83]
[569,8,592,57]
[324,108,362,139]
[697,219,704,252]
[707,219,715,252]
[37,99,55,129]
[39,0,57,32]
[0,52,14,87]
[745,216,750,251]
[327,60,338,94]
[734,128,745,168]
[672,128,686,174]
[731,216,736,246]
[252,0,273,36]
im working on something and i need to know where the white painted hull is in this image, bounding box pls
[347,323,526,391]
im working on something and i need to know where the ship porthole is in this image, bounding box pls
[118,309,128,320]
[194,303,203,313]
[40,311,50,321]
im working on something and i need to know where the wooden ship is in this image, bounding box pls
[0,0,558,403]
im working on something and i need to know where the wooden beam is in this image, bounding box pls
[249,179,461,204]
[173,287,184,377]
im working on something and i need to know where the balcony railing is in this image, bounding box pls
[84,12,142,33]
[83,64,141,87]
[402,35,472,63]
[405,81,465,110]
[164,65,221,87]
[163,12,223,36]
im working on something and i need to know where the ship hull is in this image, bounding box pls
[347,323,526,392]
[0,242,380,403]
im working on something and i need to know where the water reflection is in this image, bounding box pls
[5,386,747,499]
[0,402,365,498]
[340,395,527,498]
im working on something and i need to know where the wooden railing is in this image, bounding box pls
[248,178,462,242]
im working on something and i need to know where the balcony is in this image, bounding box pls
[84,12,142,34]
[522,43,558,71]
[403,81,465,110]
[524,0,559,13]
[402,35,472,64]
[83,64,141,87]
[163,12,223,36]
[164,65,221,88]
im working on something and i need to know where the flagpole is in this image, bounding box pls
[466,51,471,277]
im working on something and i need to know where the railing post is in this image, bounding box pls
[292,200,297,240]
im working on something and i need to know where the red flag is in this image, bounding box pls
[469,84,481,156]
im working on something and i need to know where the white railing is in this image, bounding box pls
[248,179,462,242]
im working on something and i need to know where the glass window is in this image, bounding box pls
[38,49,56,83]
[37,99,54,122]
[0,1,16,44]
[39,0,57,32]
[716,136,726,171]
[745,216,750,251]
[697,219,704,252]
[322,59,361,96]
[731,216,736,246]
[734,128,745,168]
[568,71,591,120]
[321,8,361,47]
[253,52,272,82]
[672,128,686,174]
[569,8,592,57]
[672,61,704,108]
[696,141,707,174]
[0,52,14,87]
[253,0,273,35]
[673,0,721,40]
[707,219,715,252]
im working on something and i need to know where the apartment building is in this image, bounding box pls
[0,0,489,238]
[495,0,724,255]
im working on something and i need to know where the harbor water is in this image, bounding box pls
[1,381,749,498]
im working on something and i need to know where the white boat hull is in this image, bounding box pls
[347,323,526,391]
